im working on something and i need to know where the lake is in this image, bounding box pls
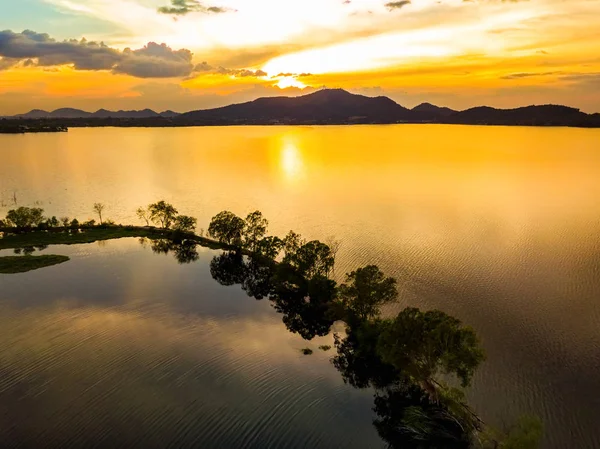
[1,125,599,447]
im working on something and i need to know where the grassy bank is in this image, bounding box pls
[0,226,168,250]
[0,255,70,274]
[0,225,237,252]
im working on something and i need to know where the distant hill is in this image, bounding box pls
[412,103,457,119]
[446,104,590,126]
[3,89,599,127]
[159,110,180,118]
[92,108,161,119]
[178,89,414,124]
[13,108,179,119]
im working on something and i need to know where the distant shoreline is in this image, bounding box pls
[2,119,600,132]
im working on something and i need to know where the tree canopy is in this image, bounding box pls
[377,308,486,388]
[338,265,398,321]
[148,201,179,229]
[208,211,246,246]
[5,207,45,228]
[244,210,269,251]
[283,240,334,279]
[173,215,197,233]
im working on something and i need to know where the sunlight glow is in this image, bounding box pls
[280,140,305,183]
[276,77,306,89]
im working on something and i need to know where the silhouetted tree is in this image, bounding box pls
[136,207,150,226]
[47,216,60,227]
[93,203,105,225]
[208,211,245,246]
[173,215,197,233]
[5,207,45,228]
[283,240,334,279]
[338,265,397,321]
[282,230,306,257]
[148,201,178,229]
[254,236,283,259]
[60,216,70,227]
[244,210,269,251]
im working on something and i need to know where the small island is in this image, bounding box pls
[0,254,70,273]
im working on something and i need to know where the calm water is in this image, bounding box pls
[1,126,600,447]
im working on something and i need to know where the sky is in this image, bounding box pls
[1,0,600,114]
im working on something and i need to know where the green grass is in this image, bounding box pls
[0,227,165,250]
[0,255,70,274]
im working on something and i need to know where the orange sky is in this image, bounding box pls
[1,0,600,114]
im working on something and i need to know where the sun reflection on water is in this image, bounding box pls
[280,138,305,183]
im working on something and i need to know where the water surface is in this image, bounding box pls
[0,239,379,448]
[1,125,599,447]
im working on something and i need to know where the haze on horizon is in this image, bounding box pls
[1,0,600,115]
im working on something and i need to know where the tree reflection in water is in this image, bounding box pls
[140,237,200,264]
[207,249,491,448]
[142,229,540,448]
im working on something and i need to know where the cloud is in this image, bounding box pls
[194,61,213,72]
[115,43,193,78]
[157,0,231,16]
[213,67,268,77]
[0,30,193,78]
[385,1,411,10]
[501,71,562,80]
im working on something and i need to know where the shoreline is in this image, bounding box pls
[0,225,243,252]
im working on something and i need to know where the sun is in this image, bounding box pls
[276,77,307,89]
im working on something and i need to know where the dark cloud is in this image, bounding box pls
[0,30,194,78]
[114,43,194,78]
[501,71,562,80]
[385,1,411,10]
[0,57,20,70]
[194,61,213,72]
[157,0,231,15]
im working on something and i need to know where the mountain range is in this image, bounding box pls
[7,108,179,119]
[3,89,599,127]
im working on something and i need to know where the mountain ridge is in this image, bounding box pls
[2,89,599,127]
